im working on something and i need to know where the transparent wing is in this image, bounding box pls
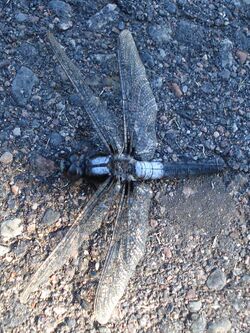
[94,183,153,324]
[20,178,122,303]
[47,32,123,154]
[118,30,158,160]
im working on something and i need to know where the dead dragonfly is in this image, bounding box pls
[20,30,225,324]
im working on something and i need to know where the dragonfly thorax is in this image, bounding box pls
[86,154,137,181]
[112,154,137,181]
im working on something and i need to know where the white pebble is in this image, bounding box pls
[213,131,220,138]
[13,127,21,136]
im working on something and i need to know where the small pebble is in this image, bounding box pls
[11,185,20,196]
[15,12,29,22]
[236,50,248,64]
[58,20,73,31]
[13,127,21,136]
[188,300,202,313]
[219,39,233,68]
[164,247,172,259]
[48,0,72,19]
[95,261,100,271]
[186,289,197,300]
[170,82,183,97]
[182,85,188,93]
[150,219,158,228]
[50,132,64,146]
[42,208,60,226]
[27,223,36,234]
[0,152,13,165]
[118,21,125,30]
[164,0,177,14]
[213,131,220,139]
[32,203,39,210]
[207,268,226,290]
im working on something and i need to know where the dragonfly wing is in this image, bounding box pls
[20,178,122,303]
[47,32,123,154]
[94,183,153,324]
[118,30,158,160]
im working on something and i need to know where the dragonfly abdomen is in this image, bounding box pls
[135,161,164,180]
[134,159,225,180]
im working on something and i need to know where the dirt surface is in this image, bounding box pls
[0,1,249,332]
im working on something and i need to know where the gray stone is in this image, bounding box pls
[140,51,155,68]
[188,300,202,313]
[148,24,172,44]
[12,66,38,106]
[207,318,232,333]
[0,152,13,165]
[1,218,23,241]
[191,315,207,333]
[219,39,233,68]
[87,4,119,31]
[207,268,227,290]
[42,208,60,226]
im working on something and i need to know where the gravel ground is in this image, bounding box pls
[0,1,249,332]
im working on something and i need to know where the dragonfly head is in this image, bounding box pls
[61,154,86,180]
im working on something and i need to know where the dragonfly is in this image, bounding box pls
[20,30,227,324]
